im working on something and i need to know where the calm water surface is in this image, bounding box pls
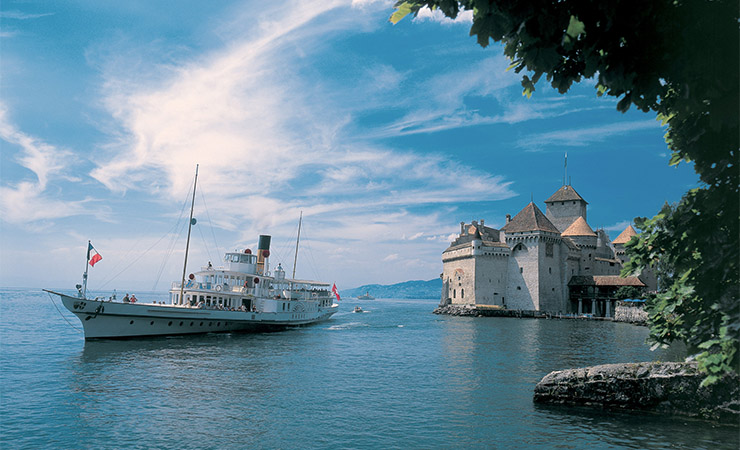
[1,288,737,449]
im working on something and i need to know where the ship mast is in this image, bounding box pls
[179,164,199,305]
[292,211,302,279]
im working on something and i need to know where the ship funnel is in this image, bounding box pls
[256,235,271,275]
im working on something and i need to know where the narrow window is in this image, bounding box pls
[520,267,523,274]
[461,289,464,298]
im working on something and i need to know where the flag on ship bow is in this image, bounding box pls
[87,242,102,267]
[332,283,341,301]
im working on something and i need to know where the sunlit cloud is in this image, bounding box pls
[0,103,102,224]
[86,1,515,245]
[0,11,54,20]
[414,7,473,24]
[516,120,662,151]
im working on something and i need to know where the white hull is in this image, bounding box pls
[48,291,338,339]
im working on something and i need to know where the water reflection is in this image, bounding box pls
[534,403,738,450]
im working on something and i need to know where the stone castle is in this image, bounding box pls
[441,184,656,317]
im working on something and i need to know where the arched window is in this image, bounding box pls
[513,243,528,252]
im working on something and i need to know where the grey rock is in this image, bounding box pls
[534,361,740,424]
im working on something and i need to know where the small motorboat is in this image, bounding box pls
[353,306,363,313]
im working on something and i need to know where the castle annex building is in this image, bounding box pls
[441,184,656,317]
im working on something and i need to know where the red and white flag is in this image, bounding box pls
[87,242,102,267]
[331,283,341,301]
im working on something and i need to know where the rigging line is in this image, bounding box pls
[99,182,195,290]
[198,187,223,259]
[277,219,300,276]
[197,222,215,266]
[151,226,188,291]
[47,292,82,333]
[299,220,323,282]
[102,218,188,291]
[303,236,323,282]
[151,224,189,291]
[151,182,195,290]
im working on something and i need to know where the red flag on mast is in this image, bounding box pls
[88,242,102,267]
[331,283,341,301]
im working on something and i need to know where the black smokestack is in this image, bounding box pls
[256,235,271,275]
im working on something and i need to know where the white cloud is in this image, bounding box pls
[517,120,662,151]
[85,1,515,242]
[0,11,54,20]
[0,103,103,224]
[414,7,473,25]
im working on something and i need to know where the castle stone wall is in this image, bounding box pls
[473,251,509,306]
[506,235,540,310]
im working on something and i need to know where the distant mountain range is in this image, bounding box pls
[341,279,442,300]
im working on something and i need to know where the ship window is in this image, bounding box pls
[130,320,134,324]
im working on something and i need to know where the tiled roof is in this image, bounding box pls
[561,216,597,237]
[545,185,588,204]
[568,275,646,287]
[501,202,560,234]
[612,224,638,244]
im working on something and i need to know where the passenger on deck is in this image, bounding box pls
[130,294,137,303]
[123,293,130,303]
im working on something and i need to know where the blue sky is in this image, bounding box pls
[0,0,697,292]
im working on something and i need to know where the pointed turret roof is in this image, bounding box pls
[545,185,588,204]
[612,224,638,244]
[501,202,560,234]
[561,216,597,237]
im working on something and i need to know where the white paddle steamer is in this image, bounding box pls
[46,166,339,339]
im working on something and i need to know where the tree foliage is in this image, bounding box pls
[614,286,644,301]
[391,0,739,382]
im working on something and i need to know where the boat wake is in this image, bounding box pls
[326,322,369,331]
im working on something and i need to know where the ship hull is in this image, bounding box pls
[48,291,338,339]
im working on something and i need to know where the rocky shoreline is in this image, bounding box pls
[534,361,740,424]
[433,304,610,320]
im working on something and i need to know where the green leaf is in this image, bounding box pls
[390,2,419,24]
[565,15,586,38]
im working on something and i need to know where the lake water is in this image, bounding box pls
[1,288,737,449]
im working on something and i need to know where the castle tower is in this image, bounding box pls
[441,220,508,306]
[501,202,565,312]
[612,224,637,264]
[562,216,598,276]
[544,185,588,233]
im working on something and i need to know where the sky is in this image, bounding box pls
[0,0,698,293]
